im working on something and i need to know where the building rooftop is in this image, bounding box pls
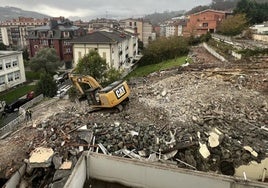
[71,30,131,44]
[0,50,21,57]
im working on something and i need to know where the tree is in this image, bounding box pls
[22,48,29,61]
[29,48,62,74]
[103,67,122,86]
[35,73,57,97]
[140,36,189,66]
[234,0,268,24]
[75,50,107,81]
[0,43,7,50]
[217,14,248,36]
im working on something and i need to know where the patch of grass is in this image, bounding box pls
[207,39,235,58]
[0,84,36,104]
[125,56,187,79]
[25,71,41,81]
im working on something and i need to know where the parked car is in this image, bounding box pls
[4,91,35,113]
[4,98,28,113]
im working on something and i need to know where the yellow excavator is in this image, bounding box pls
[69,74,130,112]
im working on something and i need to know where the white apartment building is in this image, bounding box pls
[250,22,268,34]
[119,19,153,47]
[0,27,9,46]
[71,29,139,70]
[166,24,177,37]
[0,51,26,92]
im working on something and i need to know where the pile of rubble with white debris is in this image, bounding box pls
[16,67,268,186]
[2,45,268,187]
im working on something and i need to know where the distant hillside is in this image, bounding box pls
[186,0,268,15]
[144,10,186,25]
[0,6,50,21]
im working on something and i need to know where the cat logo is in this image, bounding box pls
[114,85,126,99]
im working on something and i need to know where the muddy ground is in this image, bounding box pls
[0,45,267,184]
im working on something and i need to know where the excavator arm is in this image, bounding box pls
[69,74,102,95]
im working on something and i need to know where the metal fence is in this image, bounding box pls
[0,94,44,138]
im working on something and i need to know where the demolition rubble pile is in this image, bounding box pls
[18,67,268,186]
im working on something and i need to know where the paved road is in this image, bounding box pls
[0,79,71,128]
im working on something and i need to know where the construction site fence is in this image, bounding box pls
[0,94,44,138]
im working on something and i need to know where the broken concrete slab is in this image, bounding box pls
[51,176,69,188]
[59,161,72,170]
[29,147,54,168]
[52,154,63,169]
[199,142,210,159]
[77,131,93,144]
[208,128,224,148]
[235,158,268,180]
[243,146,258,158]
[53,169,71,182]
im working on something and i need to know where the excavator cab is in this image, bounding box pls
[69,74,130,110]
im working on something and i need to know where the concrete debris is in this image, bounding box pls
[243,146,258,158]
[59,161,72,170]
[29,147,54,168]
[208,128,223,148]
[122,149,142,160]
[162,150,178,160]
[199,142,210,159]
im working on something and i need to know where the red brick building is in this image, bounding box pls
[183,9,231,37]
[27,17,85,68]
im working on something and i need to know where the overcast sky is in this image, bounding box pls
[1,0,212,20]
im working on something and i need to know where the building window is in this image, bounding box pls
[0,76,5,85]
[134,22,137,26]
[12,60,18,67]
[14,71,20,80]
[203,23,208,27]
[102,52,106,59]
[6,62,11,69]
[8,73,13,82]
[66,48,71,53]
[63,31,69,38]
[48,31,53,38]
[78,52,82,59]
[129,22,132,27]
[0,63,3,71]
[42,40,48,46]
[64,41,70,46]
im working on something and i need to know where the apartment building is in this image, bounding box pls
[27,18,85,68]
[0,50,26,92]
[119,18,153,47]
[88,18,119,33]
[183,9,231,37]
[71,29,138,70]
[0,17,49,49]
[250,22,268,34]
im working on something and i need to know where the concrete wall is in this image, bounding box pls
[86,153,268,188]
[4,164,26,188]
[203,42,227,62]
[5,152,268,188]
[64,152,87,188]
